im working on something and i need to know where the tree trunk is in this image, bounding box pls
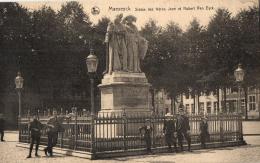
[224,87,227,112]
[244,86,248,120]
[217,88,220,113]
[170,96,173,114]
[173,96,176,114]
[150,88,155,113]
[193,93,196,114]
[197,91,200,114]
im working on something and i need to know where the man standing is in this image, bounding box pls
[0,114,5,141]
[27,114,43,158]
[44,111,72,157]
[139,119,153,154]
[176,105,191,152]
[200,116,209,148]
[44,111,61,157]
[163,113,177,152]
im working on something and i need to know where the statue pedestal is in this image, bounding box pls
[97,72,151,138]
[98,72,151,116]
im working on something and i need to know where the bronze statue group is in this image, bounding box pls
[139,105,210,154]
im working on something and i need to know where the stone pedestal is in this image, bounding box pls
[98,71,151,116]
[97,72,151,138]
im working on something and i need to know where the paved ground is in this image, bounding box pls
[243,121,260,135]
[1,121,260,163]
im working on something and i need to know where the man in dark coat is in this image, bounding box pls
[0,114,5,141]
[163,113,177,152]
[27,114,43,158]
[44,111,72,156]
[176,106,191,152]
[44,111,61,157]
[139,119,153,154]
[200,116,210,148]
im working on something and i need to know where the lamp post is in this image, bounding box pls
[15,72,24,140]
[15,72,24,118]
[234,64,245,114]
[86,49,98,115]
[86,49,98,158]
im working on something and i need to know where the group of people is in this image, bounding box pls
[26,111,72,158]
[139,105,210,154]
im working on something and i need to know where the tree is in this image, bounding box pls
[206,8,239,112]
[183,18,207,113]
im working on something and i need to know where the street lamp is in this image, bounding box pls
[234,64,245,114]
[86,49,98,115]
[86,49,98,158]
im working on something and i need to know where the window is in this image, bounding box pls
[214,102,218,113]
[191,104,195,114]
[199,102,204,114]
[241,99,245,114]
[249,96,256,111]
[207,102,211,114]
[186,104,190,114]
[185,94,189,99]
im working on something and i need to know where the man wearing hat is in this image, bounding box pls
[27,114,43,158]
[200,115,210,148]
[139,119,153,154]
[163,113,177,152]
[44,110,72,156]
[176,105,191,151]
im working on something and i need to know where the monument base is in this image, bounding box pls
[97,72,152,138]
[98,71,151,116]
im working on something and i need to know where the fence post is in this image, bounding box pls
[74,107,78,150]
[219,112,224,142]
[238,113,244,142]
[151,111,156,149]
[90,114,96,159]
[27,110,31,143]
[123,109,127,151]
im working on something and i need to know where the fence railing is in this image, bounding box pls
[19,110,243,156]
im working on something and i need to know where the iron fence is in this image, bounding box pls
[19,110,243,156]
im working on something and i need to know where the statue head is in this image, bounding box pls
[114,13,123,23]
[122,15,137,24]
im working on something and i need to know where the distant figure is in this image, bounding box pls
[27,114,43,158]
[199,116,210,148]
[0,114,5,141]
[163,113,177,152]
[139,119,153,154]
[176,106,191,152]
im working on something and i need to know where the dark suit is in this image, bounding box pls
[176,114,191,151]
[0,117,5,141]
[139,125,153,153]
[200,120,209,148]
[163,119,177,151]
[28,119,43,156]
[44,116,63,156]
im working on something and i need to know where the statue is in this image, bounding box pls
[104,14,128,74]
[104,14,148,74]
[123,15,148,72]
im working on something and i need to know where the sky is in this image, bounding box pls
[12,0,259,30]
